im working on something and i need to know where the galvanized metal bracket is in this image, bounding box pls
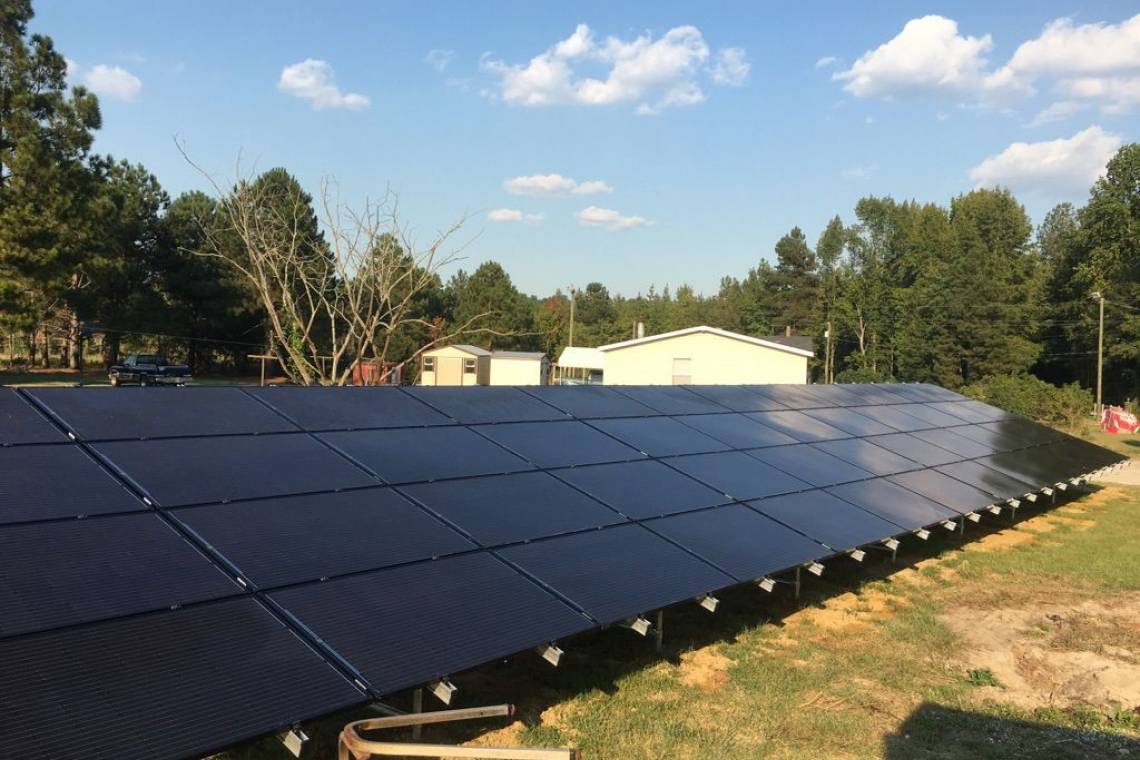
[277,726,308,758]
[428,678,457,706]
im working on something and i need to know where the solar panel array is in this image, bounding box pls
[0,383,1124,759]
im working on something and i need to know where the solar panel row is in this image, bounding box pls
[0,383,1125,760]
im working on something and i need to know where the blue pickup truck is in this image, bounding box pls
[107,354,192,386]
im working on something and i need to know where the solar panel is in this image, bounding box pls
[877,383,948,402]
[682,385,789,412]
[951,399,1012,422]
[803,407,896,436]
[981,417,1064,446]
[828,478,960,530]
[833,384,913,405]
[1050,435,1125,470]
[795,384,871,407]
[866,432,963,467]
[269,553,591,695]
[909,427,995,459]
[893,403,970,428]
[474,420,643,468]
[926,401,998,424]
[645,504,829,581]
[0,388,67,445]
[552,460,728,519]
[521,386,660,418]
[852,404,942,432]
[247,386,452,431]
[0,514,239,638]
[611,385,727,415]
[747,443,873,487]
[888,470,997,514]
[403,386,567,423]
[949,423,1027,452]
[402,472,626,546]
[675,413,799,449]
[663,451,811,500]
[497,524,734,625]
[29,387,297,440]
[172,489,475,588]
[979,449,1064,487]
[935,459,1035,500]
[588,416,731,457]
[0,444,144,524]
[95,434,377,507]
[752,384,829,409]
[0,598,366,760]
[748,491,905,551]
[320,427,531,484]
[746,410,852,442]
[812,438,924,476]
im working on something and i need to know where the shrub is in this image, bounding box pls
[961,374,1093,429]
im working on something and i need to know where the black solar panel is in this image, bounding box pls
[676,413,799,449]
[270,553,591,695]
[497,524,734,625]
[936,459,1035,500]
[927,401,998,424]
[867,432,964,467]
[0,444,143,524]
[552,460,728,519]
[0,388,66,444]
[888,469,997,514]
[834,384,913,405]
[950,423,1027,452]
[645,504,829,581]
[909,427,995,459]
[95,434,377,506]
[172,489,475,588]
[683,385,788,412]
[521,386,660,418]
[404,386,567,423]
[612,385,727,415]
[894,403,971,428]
[475,420,643,468]
[247,386,452,431]
[753,384,828,409]
[748,443,873,487]
[828,479,960,530]
[0,598,365,760]
[1051,435,1124,470]
[402,472,626,546]
[749,491,905,551]
[663,451,811,500]
[812,438,924,476]
[589,416,731,456]
[0,513,239,638]
[878,383,948,402]
[29,387,297,440]
[803,407,896,436]
[852,404,941,432]
[747,410,852,442]
[796,384,872,407]
[979,449,1062,487]
[320,427,531,484]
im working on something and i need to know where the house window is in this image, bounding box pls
[423,357,435,372]
[671,357,692,385]
[464,359,477,374]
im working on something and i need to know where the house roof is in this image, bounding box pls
[557,346,606,370]
[491,351,547,361]
[598,325,815,358]
[761,334,815,352]
[425,344,491,357]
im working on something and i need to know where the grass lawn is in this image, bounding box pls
[222,481,1140,760]
[0,368,271,387]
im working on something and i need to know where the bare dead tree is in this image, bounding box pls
[181,151,498,385]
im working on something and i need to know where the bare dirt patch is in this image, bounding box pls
[942,594,1140,710]
[677,646,733,690]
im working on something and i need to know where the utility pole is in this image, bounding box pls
[825,321,832,384]
[567,285,576,347]
[1092,291,1105,417]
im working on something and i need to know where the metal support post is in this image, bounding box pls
[654,610,664,652]
[412,688,423,740]
[794,566,801,600]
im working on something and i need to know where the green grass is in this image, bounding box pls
[221,486,1140,760]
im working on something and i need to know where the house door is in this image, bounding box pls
[436,356,464,385]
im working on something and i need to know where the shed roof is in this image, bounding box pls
[598,326,815,358]
[491,351,547,361]
[424,344,491,357]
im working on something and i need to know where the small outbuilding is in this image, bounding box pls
[555,346,605,384]
[489,351,549,386]
[419,344,490,386]
[598,325,812,385]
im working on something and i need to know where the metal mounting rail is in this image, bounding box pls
[338,703,581,759]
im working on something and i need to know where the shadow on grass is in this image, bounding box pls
[884,702,1140,759]
[224,487,1109,759]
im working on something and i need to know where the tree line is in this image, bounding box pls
[2,1,1137,399]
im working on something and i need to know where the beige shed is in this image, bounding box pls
[418,344,490,386]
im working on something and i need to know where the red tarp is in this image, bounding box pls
[1101,406,1139,434]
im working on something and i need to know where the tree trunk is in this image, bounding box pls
[67,310,81,370]
[103,333,121,367]
[39,327,50,368]
[7,332,14,369]
[26,332,36,367]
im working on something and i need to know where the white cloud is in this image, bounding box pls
[425,49,454,73]
[576,206,649,231]
[842,162,878,179]
[709,47,750,86]
[1057,75,1140,114]
[503,173,612,196]
[278,59,370,110]
[1026,100,1089,127]
[487,208,543,223]
[834,16,995,99]
[815,56,839,69]
[64,57,80,79]
[968,125,1122,195]
[482,24,743,113]
[84,64,142,101]
[996,15,1140,82]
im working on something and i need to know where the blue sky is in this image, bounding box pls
[34,1,1139,296]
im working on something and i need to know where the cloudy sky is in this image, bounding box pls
[37,0,1138,295]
